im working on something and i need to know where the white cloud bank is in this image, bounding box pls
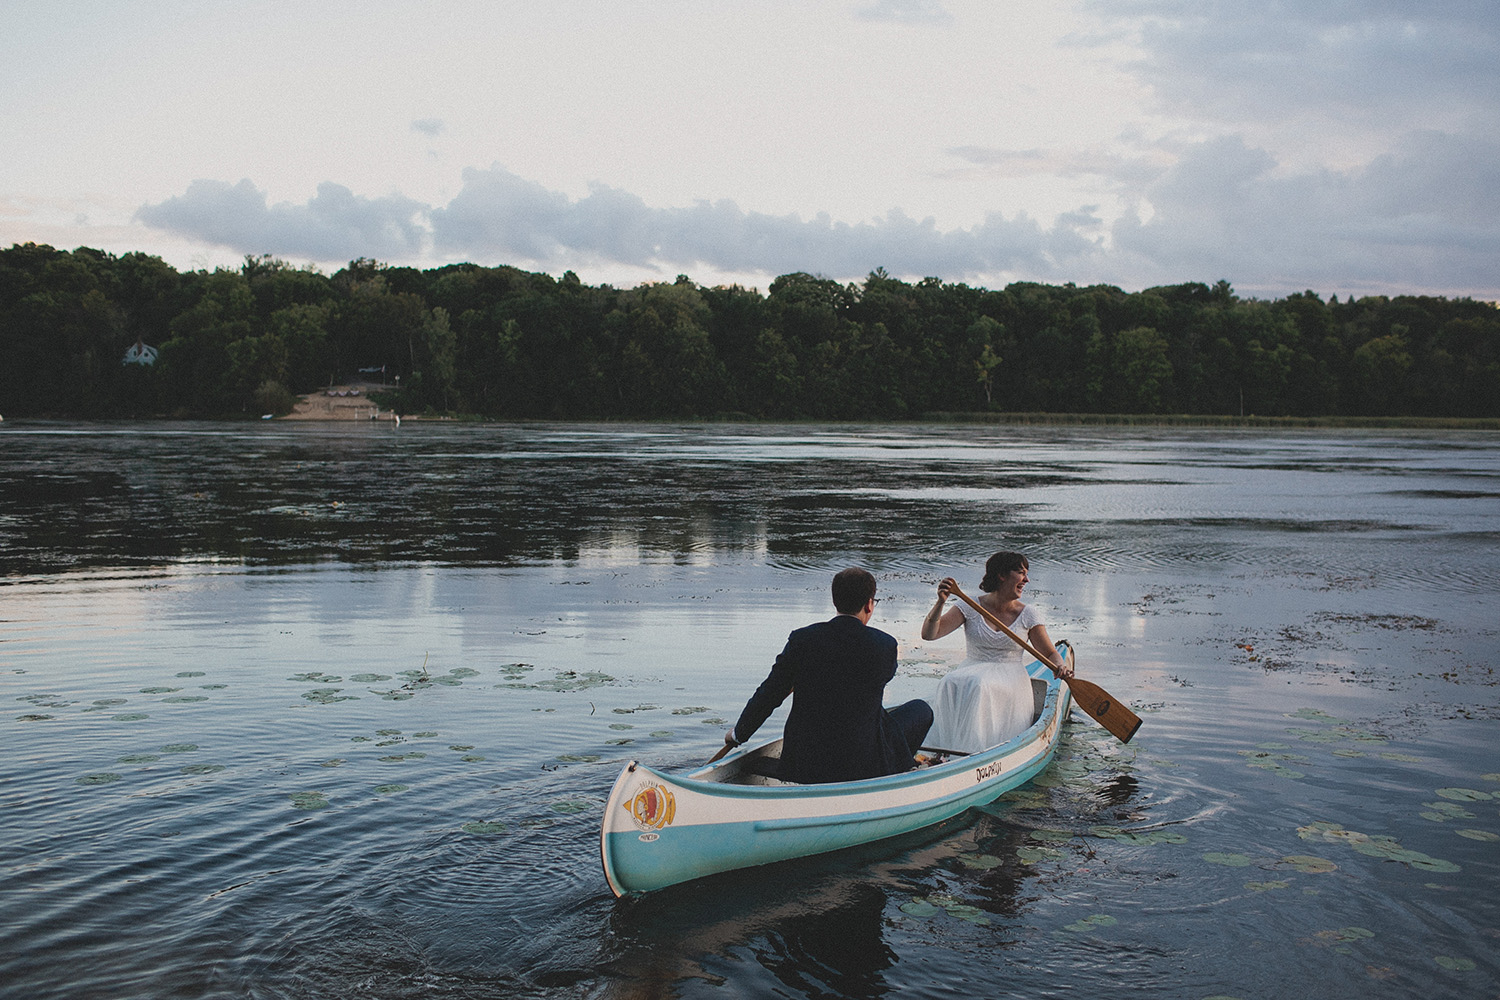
[135,126,1500,298]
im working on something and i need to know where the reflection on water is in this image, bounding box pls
[2,422,1498,999]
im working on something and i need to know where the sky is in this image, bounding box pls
[3,0,1498,299]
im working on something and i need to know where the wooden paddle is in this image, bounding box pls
[706,739,734,765]
[948,583,1142,743]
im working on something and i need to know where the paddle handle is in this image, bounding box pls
[947,584,1062,673]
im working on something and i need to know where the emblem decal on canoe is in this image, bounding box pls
[626,782,676,831]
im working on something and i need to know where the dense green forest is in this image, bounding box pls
[2,241,1498,421]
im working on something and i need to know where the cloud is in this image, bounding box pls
[1108,131,1500,294]
[136,137,1500,297]
[411,118,446,137]
[1085,2,1500,130]
[853,1,954,26]
[136,179,427,261]
[428,165,1095,280]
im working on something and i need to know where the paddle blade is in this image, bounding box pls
[1065,675,1142,743]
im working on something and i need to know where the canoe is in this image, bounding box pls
[601,642,1074,895]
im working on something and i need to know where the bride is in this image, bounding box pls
[920,552,1069,754]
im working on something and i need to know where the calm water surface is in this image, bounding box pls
[2,422,1498,999]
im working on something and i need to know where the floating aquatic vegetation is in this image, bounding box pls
[414,731,437,738]
[350,674,391,683]
[350,736,371,743]
[162,743,197,753]
[288,673,340,684]
[1455,829,1498,841]
[555,754,601,763]
[377,729,400,736]
[505,670,616,692]
[320,758,345,768]
[1380,752,1424,762]
[649,731,672,738]
[1091,826,1186,845]
[1332,749,1366,758]
[290,792,329,810]
[1482,773,1500,783]
[1277,855,1337,873]
[957,852,1003,870]
[672,706,710,715]
[550,800,591,814]
[1420,802,1475,822]
[378,752,426,762]
[94,698,128,707]
[450,744,474,751]
[461,755,486,762]
[899,899,941,917]
[461,820,507,835]
[113,713,149,721]
[175,671,205,678]
[1063,913,1117,933]
[699,718,727,726]
[163,695,208,703]
[374,784,408,794]
[199,684,227,690]
[1203,852,1253,867]
[1029,829,1073,844]
[1017,845,1063,864]
[1286,708,1346,722]
[612,704,660,714]
[1434,956,1476,971]
[181,764,224,774]
[607,739,633,745]
[449,668,479,679]
[302,689,355,704]
[77,773,121,785]
[609,723,634,730]
[1245,880,1291,892]
[1297,822,1460,872]
[1435,787,1493,801]
[139,686,180,694]
[117,753,160,764]
[16,714,52,722]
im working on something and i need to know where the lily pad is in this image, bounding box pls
[549,800,591,814]
[1454,829,1498,842]
[461,820,507,835]
[290,791,329,810]
[374,784,408,794]
[1017,845,1062,864]
[118,753,160,764]
[1279,855,1337,873]
[900,899,941,917]
[77,773,122,786]
[1203,852,1253,867]
[1434,956,1476,971]
[161,743,199,753]
[1435,787,1493,801]
[958,852,1003,869]
[1245,880,1292,892]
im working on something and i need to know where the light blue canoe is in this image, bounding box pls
[601,643,1074,895]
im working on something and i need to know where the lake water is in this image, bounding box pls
[2,421,1498,999]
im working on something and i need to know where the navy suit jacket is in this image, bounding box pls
[732,615,915,783]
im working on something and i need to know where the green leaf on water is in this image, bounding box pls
[1435,787,1493,801]
[1203,852,1253,867]
[1480,773,1500,783]
[1245,880,1291,892]
[374,784,408,794]
[550,800,591,814]
[1279,855,1337,873]
[556,754,601,763]
[1029,829,1073,843]
[77,773,121,785]
[1434,956,1476,971]
[1454,829,1498,842]
[461,820,507,835]
[162,743,198,753]
[290,792,329,810]
[350,673,391,682]
[958,853,1003,870]
[900,899,940,917]
[1017,845,1062,864]
[320,758,345,768]
[117,753,160,764]
[112,713,149,721]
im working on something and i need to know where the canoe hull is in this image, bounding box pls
[601,652,1072,895]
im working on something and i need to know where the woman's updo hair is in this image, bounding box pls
[979,551,1028,592]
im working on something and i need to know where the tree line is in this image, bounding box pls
[2,241,1498,420]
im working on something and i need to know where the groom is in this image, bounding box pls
[723,567,933,783]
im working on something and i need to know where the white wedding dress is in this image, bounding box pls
[926,600,1041,754]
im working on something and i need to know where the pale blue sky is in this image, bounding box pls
[3,0,1497,298]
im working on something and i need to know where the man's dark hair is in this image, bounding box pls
[831,567,877,614]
